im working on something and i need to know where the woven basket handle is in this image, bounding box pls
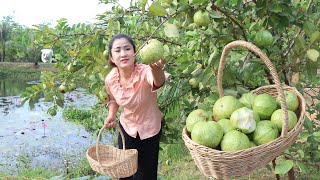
[217,40,289,137]
[96,123,126,164]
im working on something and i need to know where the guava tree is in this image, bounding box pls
[22,0,320,178]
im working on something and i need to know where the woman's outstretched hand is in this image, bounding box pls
[149,58,166,71]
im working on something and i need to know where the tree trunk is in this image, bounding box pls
[288,168,295,180]
[1,43,5,62]
[33,47,39,67]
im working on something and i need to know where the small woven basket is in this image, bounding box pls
[182,40,306,180]
[86,124,138,178]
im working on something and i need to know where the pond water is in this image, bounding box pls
[0,79,111,175]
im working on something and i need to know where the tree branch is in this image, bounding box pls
[283,0,314,58]
[211,4,248,41]
[134,12,178,56]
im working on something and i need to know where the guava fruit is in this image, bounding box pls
[276,91,299,111]
[220,130,251,151]
[186,109,209,133]
[103,49,108,57]
[254,29,274,47]
[67,64,76,72]
[217,118,235,135]
[252,94,277,119]
[140,39,164,64]
[253,120,279,145]
[212,96,243,121]
[239,93,257,109]
[48,108,57,116]
[271,109,298,131]
[191,121,223,149]
[69,83,76,91]
[249,141,257,148]
[59,84,67,93]
[98,90,108,101]
[189,78,199,88]
[253,111,261,123]
[193,10,210,27]
[230,107,257,134]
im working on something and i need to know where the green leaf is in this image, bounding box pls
[148,2,167,16]
[270,4,282,13]
[56,98,64,108]
[305,62,318,82]
[310,31,320,44]
[306,49,319,62]
[313,131,320,137]
[295,35,306,50]
[274,160,294,174]
[303,21,317,38]
[297,162,309,174]
[164,23,179,38]
[297,149,304,158]
[138,0,148,10]
[188,0,209,5]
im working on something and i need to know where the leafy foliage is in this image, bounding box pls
[3,0,320,178]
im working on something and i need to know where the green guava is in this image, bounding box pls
[220,130,251,151]
[230,107,257,134]
[67,63,76,72]
[48,108,57,116]
[253,120,279,145]
[254,29,274,47]
[270,109,298,131]
[249,141,257,148]
[253,111,261,123]
[212,96,243,121]
[191,121,223,149]
[69,83,76,91]
[189,78,199,88]
[59,84,68,93]
[140,39,164,64]
[252,94,277,119]
[193,10,210,27]
[186,109,209,133]
[217,118,236,135]
[276,91,299,111]
[239,93,257,109]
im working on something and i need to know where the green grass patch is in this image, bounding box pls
[62,106,106,135]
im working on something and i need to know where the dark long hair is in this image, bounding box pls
[108,34,136,67]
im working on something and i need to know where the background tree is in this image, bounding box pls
[0,16,15,62]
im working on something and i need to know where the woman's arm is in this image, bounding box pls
[104,87,119,128]
[149,58,166,87]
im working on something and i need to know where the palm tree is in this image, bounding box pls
[0,16,13,62]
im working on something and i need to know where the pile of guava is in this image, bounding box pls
[186,90,300,151]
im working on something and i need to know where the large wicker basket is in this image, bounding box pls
[182,40,306,179]
[86,124,138,178]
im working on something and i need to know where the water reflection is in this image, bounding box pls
[0,79,111,174]
[0,79,40,97]
[0,96,22,116]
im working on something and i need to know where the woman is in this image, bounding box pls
[104,33,168,180]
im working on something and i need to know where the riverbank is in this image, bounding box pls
[0,62,55,79]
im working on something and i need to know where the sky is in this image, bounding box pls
[0,0,131,27]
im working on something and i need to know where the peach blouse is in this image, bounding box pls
[105,64,168,140]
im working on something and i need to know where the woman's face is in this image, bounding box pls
[110,38,135,69]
